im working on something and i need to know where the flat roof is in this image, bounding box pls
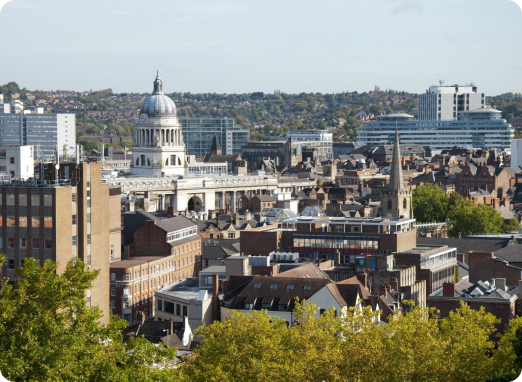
[200,265,226,274]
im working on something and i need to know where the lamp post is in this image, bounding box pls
[163,328,169,347]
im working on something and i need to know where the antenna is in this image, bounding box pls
[439,79,445,86]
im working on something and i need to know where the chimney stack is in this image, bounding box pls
[334,250,341,266]
[212,274,220,322]
[442,282,455,297]
[496,278,506,291]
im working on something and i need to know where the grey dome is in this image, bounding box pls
[141,71,177,117]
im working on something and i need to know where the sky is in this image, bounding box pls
[0,0,521,95]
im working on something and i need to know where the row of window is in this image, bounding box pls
[1,216,52,228]
[0,194,53,206]
[3,237,52,250]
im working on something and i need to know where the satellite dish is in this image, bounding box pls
[386,213,392,218]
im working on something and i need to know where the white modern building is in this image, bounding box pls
[418,83,485,121]
[0,100,75,158]
[357,108,514,150]
[0,146,35,179]
[512,139,522,168]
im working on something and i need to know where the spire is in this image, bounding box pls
[153,70,163,94]
[388,128,404,192]
[210,135,221,155]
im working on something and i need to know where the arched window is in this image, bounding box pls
[164,157,169,166]
[136,157,140,166]
[387,199,392,210]
[403,199,407,209]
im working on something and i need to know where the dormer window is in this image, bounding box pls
[303,285,311,291]
[269,284,277,290]
[253,283,261,289]
[286,285,294,290]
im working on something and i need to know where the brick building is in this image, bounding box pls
[0,161,120,324]
[468,251,522,288]
[112,211,202,323]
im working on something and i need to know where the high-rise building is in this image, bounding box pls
[0,161,121,324]
[511,139,522,168]
[181,117,249,157]
[418,83,485,121]
[0,101,76,159]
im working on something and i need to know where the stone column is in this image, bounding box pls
[231,191,237,213]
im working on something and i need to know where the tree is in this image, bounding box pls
[504,217,520,232]
[0,256,178,381]
[446,192,504,238]
[412,183,449,223]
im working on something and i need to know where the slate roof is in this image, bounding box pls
[136,209,196,233]
[275,263,330,279]
[411,172,435,184]
[494,245,522,263]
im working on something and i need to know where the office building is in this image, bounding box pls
[418,83,485,121]
[0,101,76,158]
[181,117,249,157]
[356,109,514,150]
[0,146,35,179]
[0,161,121,324]
[511,139,522,168]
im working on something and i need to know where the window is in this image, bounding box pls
[87,190,91,198]
[110,299,116,308]
[87,181,91,188]
[110,273,116,281]
[9,157,14,164]
[6,194,14,205]
[125,273,130,281]
[87,235,91,245]
[7,259,15,270]
[8,238,15,248]
[303,285,311,291]
[19,238,27,249]
[204,276,213,285]
[44,238,53,249]
[72,215,77,225]
[269,284,277,290]
[286,285,294,290]
[44,217,52,228]
[124,300,131,309]
[183,306,187,317]
[19,216,27,227]
[72,236,77,246]
[72,193,76,203]
[32,216,40,227]
[87,200,91,208]
[110,245,114,261]
[111,287,116,296]
[87,214,91,224]
[18,194,27,206]
[6,216,15,227]
[123,287,130,296]
[43,195,52,206]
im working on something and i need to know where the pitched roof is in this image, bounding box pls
[210,135,221,152]
[136,209,196,233]
[275,263,331,279]
[388,129,404,192]
[494,245,522,263]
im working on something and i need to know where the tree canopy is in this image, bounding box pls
[412,185,507,238]
[412,183,449,223]
[0,256,178,381]
[179,300,522,382]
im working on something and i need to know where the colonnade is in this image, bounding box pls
[136,127,182,147]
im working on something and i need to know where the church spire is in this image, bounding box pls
[388,128,404,192]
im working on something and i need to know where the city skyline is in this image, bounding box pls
[0,0,521,95]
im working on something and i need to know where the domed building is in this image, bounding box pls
[131,72,186,177]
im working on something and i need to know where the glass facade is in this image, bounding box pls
[293,234,380,255]
[180,118,249,157]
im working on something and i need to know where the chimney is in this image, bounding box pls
[442,282,455,297]
[380,284,388,298]
[496,278,506,291]
[234,212,240,225]
[254,212,262,223]
[212,274,220,322]
[390,279,398,292]
[334,250,341,266]
[208,210,214,220]
[357,272,368,289]
[170,319,174,334]
[244,210,251,221]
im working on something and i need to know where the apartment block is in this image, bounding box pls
[0,161,119,324]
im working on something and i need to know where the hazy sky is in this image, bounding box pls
[0,0,521,95]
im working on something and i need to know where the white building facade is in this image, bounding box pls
[131,72,187,177]
[511,139,522,168]
[357,109,514,150]
[418,83,485,121]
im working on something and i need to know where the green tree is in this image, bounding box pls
[412,183,449,223]
[446,192,504,237]
[504,217,521,232]
[0,256,178,381]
